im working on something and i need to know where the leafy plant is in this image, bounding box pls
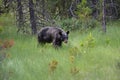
[80,32,96,48]
[105,38,110,45]
[76,0,92,20]
[75,0,99,29]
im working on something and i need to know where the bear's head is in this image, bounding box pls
[59,31,69,43]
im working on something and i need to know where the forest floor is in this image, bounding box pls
[0,15,120,80]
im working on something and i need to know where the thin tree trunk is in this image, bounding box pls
[102,0,106,32]
[42,0,45,27]
[17,0,24,32]
[42,0,45,18]
[29,0,37,34]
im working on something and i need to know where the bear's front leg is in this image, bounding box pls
[52,39,58,48]
[52,39,61,48]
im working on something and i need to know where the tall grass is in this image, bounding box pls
[0,15,120,80]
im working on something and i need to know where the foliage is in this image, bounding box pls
[76,0,92,20]
[86,18,100,28]
[80,32,96,48]
[0,0,120,35]
[58,18,82,31]
[58,18,99,31]
[72,0,99,29]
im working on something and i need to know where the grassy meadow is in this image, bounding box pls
[0,15,120,80]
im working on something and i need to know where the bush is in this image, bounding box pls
[58,18,99,31]
[84,18,99,29]
[80,32,96,48]
[59,18,82,31]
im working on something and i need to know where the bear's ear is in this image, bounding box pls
[66,31,69,35]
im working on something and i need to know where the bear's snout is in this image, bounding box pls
[64,39,68,43]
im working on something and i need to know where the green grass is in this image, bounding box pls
[0,15,120,80]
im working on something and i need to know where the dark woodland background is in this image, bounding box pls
[0,0,120,34]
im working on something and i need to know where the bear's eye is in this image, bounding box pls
[62,36,68,40]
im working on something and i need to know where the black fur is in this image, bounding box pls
[38,27,69,47]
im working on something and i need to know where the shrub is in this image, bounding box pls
[80,32,96,48]
[74,0,99,30]
[58,18,99,31]
[58,18,82,31]
[86,18,99,29]
[49,60,58,73]
[2,39,14,49]
[56,0,99,31]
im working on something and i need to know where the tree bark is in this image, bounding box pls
[17,0,24,32]
[102,0,106,33]
[42,0,45,18]
[29,0,37,34]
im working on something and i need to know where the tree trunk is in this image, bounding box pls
[42,0,45,27]
[29,0,37,34]
[42,0,45,18]
[102,0,106,33]
[17,0,24,32]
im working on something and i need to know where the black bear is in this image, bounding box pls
[37,27,69,47]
